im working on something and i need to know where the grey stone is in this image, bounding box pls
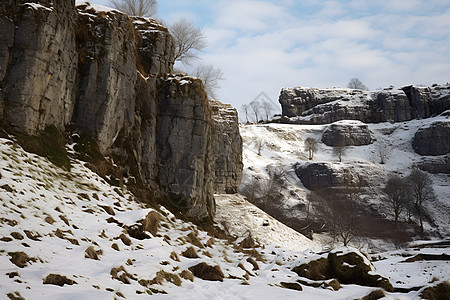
[412,121,450,156]
[321,120,373,146]
[294,162,361,191]
[210,101,243,193]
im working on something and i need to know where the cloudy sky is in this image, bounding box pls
[90,0,450,110]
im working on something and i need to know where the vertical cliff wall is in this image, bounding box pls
[0,0,243,221]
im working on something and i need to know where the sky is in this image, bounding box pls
[89,0,450,111]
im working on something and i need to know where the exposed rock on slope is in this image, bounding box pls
[0,1,242,221]
[412,120,450,156]
[321,120,372,146]
[279,84,450,124]
[210,101,243,194]
[294,162,362,191]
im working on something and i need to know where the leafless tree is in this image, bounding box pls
[261,101,273,121]
[378,141,387,164]
[314,188,360,246]
[408,168,434,233]
[333,146,346,162]
[239,175,260,203]
[191,64,224,100]
[241,104,249,124]
[347,77,369,91]
[255,138,265,156]
[384,175,409,226]
[169,18,207,65]
[109,0,157,17]
[249,101,260,123]
[304,137,318,160]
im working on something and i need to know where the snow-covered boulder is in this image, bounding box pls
[321,120,373,146]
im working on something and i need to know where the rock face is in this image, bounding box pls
[416,155,450,174]
[279,85,450,124]
[412,121,450,156]
[0,0,78,134]
[0,1,243,221]
[210,101,243,194]
[294,163,361,191]
[321,120,372,146]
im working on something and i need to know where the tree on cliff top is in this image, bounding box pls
[110,0,157,17]
[347,78,369,91]
[169,18,207,65]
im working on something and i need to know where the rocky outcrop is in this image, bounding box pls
[294,162,362,191]
[412,121,450,156]
[416,155,450,174]
[279,85,450,125]
[210,101,243,194]
[321,120,372,146]
[156,77,214,220]
[0,0,78,134]
[0,1,243,221]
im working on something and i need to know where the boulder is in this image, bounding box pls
[321,120,372,146]
[188,262,224,282]
[416,154,450,174]
[295,163,361,190]
[292,250,393,292]
[412,121,450,155]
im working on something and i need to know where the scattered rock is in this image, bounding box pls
[1,184,15,193]
[151,270,182,287]
[292,251,394,292]
[24,230,41,241]
[182,246,200,259]
[180,270,194,282]
[44,216,56,224]
[9,232,22,240]
[280,281,303,291]
[110,266,136,284]
[126,224,150,240]
[186,232,204,248]
[246,257,260,271]
[119,233,132,246]
[9,251,35,268]
[99,205,115,216]
[84,246,103,260]
[188,262,224,282]
[43,274,77,286]
[239,235,256,249]
[141,211,160,236]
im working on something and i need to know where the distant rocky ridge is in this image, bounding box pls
[0,0,242,221]
[279,84,450,124]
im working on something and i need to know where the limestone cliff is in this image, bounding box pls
[279,84,450,124]
[0,0,242,221]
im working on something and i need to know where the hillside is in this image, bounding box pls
[0,131,449,299]
[239,114,450,245]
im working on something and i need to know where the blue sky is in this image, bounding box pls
[87,0,450,110]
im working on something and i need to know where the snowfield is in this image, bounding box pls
[0,126,448,300]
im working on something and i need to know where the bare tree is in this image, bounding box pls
[333,146,346,162]
[261,101,273,121]
[241,104,249,124]
[255,138,265,156]
[378,141,387,164]
[408,168,434,233]
[191,64,224,100]
[249,101,260,123]
[347,77,369,91]
[109,0,157,17]
[304,137,318,160]
[384,176,409,226]
[169,18,207,65]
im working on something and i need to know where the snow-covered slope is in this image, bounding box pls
[239,115,450,238]
[0,136,386,299]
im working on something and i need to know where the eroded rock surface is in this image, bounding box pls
[321,120,372,146]
[412,120,450,156]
